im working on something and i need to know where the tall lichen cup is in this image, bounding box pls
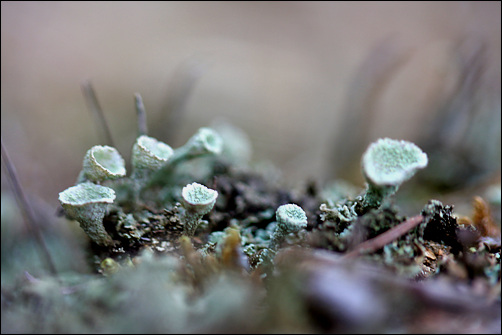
[361,138,428,209]
[180,182,218,236]
[77,145,126,184]
[131,135,173,180]
[59,182,116,246]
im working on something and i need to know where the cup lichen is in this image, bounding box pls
[58,182,116,246]
[169,127,223,166]
[269,204,307,250]
[77,145,126,184]
[131,135,174,180]
[180,182,219,236]
[361,138,428,209]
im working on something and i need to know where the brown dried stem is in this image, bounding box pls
[81,80,115,147]
[342,214,424,259]
[135,93,148,137]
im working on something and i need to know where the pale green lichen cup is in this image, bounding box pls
[78,145,126,184]
[146,128,224,187]
[169,127,223,165]
[361,138,428,209]
[269,203,307,250]
[180,182,218,236]
[131,135,173,180]
[59,182,116,246]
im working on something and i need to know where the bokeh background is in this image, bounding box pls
[1,4,501,333]
[2,1,501,217]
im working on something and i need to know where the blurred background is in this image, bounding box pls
[1,2,500,229]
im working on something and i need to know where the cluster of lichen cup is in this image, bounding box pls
[59,113,428,260]
[59,127,223,246]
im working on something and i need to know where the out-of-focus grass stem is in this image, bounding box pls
[81,80,115,147]
[1,139,59,278]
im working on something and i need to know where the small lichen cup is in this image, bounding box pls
[59,182,116,246]
[269,203,307,250]
[180,182,218,236]
[146,127,224,188]
[77,145,126,184]
[131,135,173,180]
[361,138,428,209]
[169,127,223,166]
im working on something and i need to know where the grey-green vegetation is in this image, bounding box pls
[2,94,500,334]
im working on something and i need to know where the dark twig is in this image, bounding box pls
[342,215,424,259]
[135,93,148,137]
[81,80,115,147]
[1,139,59,277]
